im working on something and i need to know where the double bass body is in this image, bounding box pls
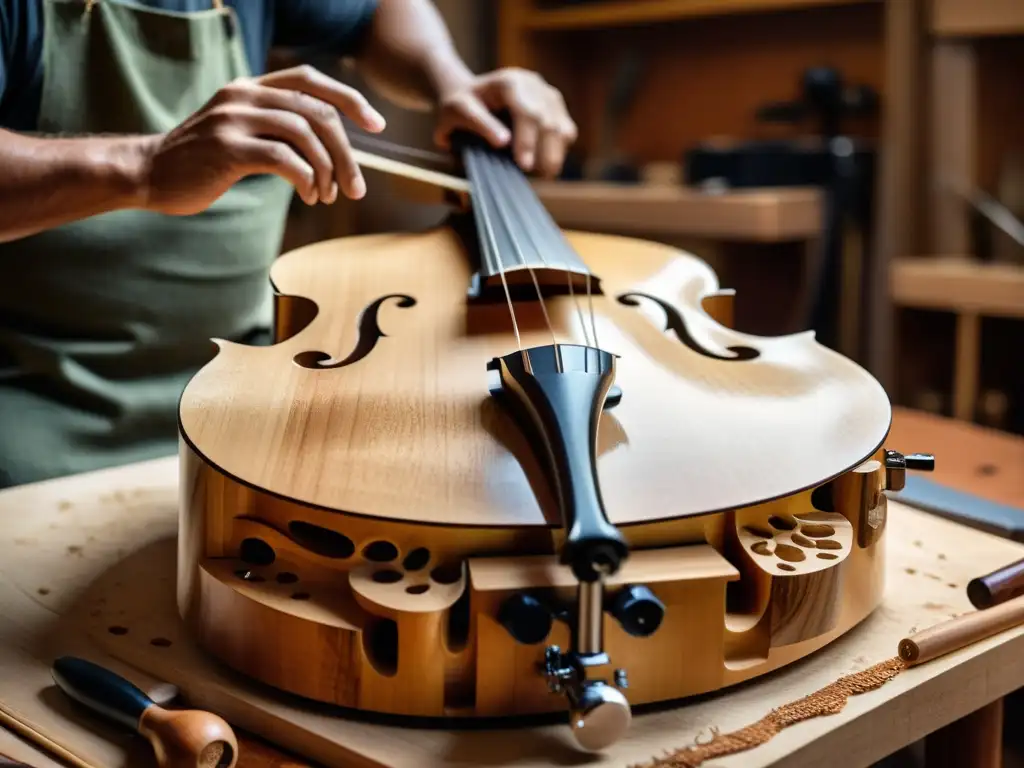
[176,141,932,750]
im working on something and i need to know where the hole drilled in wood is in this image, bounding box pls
[791,532,815,548]
[200,741,233,768]
[108,626,128,635]
[816,539,842,550]
[234,569,265,583]
[405,584,430,595]
[291,592,311,600]
[364,618,398,676]
[239,537,276,566]
[744,525,774,539]
[402,547,431,571]
[431,563,462,585]
[372,569,403,584]
[768,515,797,531]
[287,521,355,559]
[811,483,835,512]
[446,585,471,653]
[817,553,839,560]
[363,541,399,563]
[777,563,796,572]
[150,637,172,647]
[774,544,806,562]
[275,572,299,584]
[799,523,835,538]
[750,541,773,557]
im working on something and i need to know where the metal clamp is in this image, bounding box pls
[883,450,935,491]
[541,579,632,752]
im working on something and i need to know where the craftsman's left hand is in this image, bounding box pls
[433,68,578,179]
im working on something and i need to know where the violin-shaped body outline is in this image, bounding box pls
[178,223,892,531]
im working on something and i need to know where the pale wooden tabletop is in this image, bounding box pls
[0,407,1022,768]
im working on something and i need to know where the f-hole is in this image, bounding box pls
[293,294,416,370]
[617,292,760,361]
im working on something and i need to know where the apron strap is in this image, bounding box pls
[85,0,224,12]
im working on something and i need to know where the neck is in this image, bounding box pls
[459,139,600,304]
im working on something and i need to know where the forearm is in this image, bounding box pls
[0,130,149,244]
[355,0,474,110]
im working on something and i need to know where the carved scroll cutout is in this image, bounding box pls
[617,292,760,361]
[293,293,416,369]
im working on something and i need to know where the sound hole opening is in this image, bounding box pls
[364,618,399,676]
[811,483,835,512]
[287,521,355,559]
[431,564,462,585]
[446,586,471,653]
[363,541,399,562]
[373,569,403,584]
[239,538,276,566]
[403,547,431,571]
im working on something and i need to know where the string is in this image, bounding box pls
[478,153,562,370]
[501,160,592,348]
[463,150,523,353]
[501,161,600,351]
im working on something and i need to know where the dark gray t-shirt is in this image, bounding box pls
[0,0,379,131]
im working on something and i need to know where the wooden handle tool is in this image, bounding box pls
[967,557,1024,610]
[51,657,238,768]
[898,592,1024,666]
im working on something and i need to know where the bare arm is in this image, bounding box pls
[0,0,577,245]
[0,67,388,244]
[0,131,149,244]
[354,0,577,176]
[354,0,475,111]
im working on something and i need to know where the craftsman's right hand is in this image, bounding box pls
[138,65,386,215]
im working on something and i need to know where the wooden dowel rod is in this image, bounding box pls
[0,702,98,768]
[898,593,1024,666]
[967,557,1024,609]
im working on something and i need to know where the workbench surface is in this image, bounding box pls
[0,409,1022,768]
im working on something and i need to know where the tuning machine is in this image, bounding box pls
[608,584,665,638]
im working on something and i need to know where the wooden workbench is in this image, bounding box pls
[0,408,1022,768]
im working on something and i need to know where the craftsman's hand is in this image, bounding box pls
[433,68,578,179]
[138,65,385,214]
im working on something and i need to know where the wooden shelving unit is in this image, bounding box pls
[885,0,1024,431]
[891,257,1024,318]
[533,182,822,241]
[523,0,879,30]
[930,0,1024,37]
[498,0,897,344]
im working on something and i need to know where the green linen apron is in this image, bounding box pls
[0,0,293,487]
